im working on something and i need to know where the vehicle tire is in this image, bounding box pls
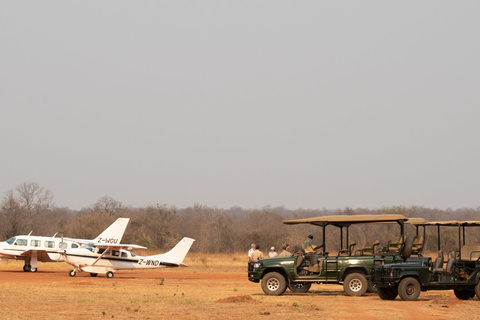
[90,273,98,277]
[343,273,368,296]
[69,270,76,277]
[288,282,312,293]
[23,264,30,272]
[106,271,114,279]
[476,282,480,300]
[398,277,421,301]
[367,280,377,293]
[454,288,475,300]
[402,237,413,260]
[377,286,398,300]
[261,272,287,296]
[30,267,37,273]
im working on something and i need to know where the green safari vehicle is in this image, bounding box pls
[248,214,426,296]
[373,220,480,301]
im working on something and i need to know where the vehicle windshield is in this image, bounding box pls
[6,237,16,245]
[83,243,95,252]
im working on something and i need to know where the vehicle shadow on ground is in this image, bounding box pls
[251,290,346,297]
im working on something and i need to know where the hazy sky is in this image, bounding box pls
[1,2,479,210]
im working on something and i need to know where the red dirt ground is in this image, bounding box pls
[0,264,479,320]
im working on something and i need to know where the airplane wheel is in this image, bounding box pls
[69,270,76,277]
[90,273,98,277]
[23,265,30,272]
[106,271,114,279]
[30,268,37,273]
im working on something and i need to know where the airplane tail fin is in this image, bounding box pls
[150,237,195,266]
[93,218,130,244]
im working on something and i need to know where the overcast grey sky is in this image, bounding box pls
[1,1,479,210]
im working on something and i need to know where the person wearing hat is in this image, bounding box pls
[268,246,278,258]
[303,233,321,269]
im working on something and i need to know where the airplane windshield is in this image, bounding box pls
[83,243,95,252]
[6,237,16,245]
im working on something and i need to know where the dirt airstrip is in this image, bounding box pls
[0,257,479,320]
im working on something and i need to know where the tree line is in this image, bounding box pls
[1,182,479,254]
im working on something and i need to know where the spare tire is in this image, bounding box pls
[402,237,413,260]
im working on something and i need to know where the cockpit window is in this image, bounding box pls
[6,237,16,245]
[131,252,136,257]
[71,243,79,248]
[83,243,95,252]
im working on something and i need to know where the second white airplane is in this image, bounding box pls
[61,237,195,278]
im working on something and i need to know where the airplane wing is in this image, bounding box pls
[19,249,56,262]
[62,237,90,245]
[91,243,148,250]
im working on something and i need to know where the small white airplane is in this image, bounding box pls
[61,237,195,278]
[0,217,130,272]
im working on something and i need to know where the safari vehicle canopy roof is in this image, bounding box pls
[283,214,422,255]
[283,214,412,228]
[410,220,480,254]
[418,220,480,226]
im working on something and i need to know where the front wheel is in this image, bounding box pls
[367,280,377,293]
[69,269,76,277]
[106,271,114,279]
[398,277,421,301]
[377,286,398,300]
[261,272,287,296]
[454,288,475,300]
[288,282,312,293]
[343,273,368,296]
[90,273,98,277]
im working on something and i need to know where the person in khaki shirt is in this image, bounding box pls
[251,246,264,260]
[278,244,292,257]
[303,233,321,267]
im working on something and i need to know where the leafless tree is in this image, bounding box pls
[0,190,24,238]
[16,182,54,216]
[93,196,122,216]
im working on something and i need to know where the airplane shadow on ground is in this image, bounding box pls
[0,270,58,274]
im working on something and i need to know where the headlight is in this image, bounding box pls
[253,262,261,270]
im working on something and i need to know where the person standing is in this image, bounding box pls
[278,244,292,257]
[251,246,263,260]
[248,243,256,261]
[268,247,278,258]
